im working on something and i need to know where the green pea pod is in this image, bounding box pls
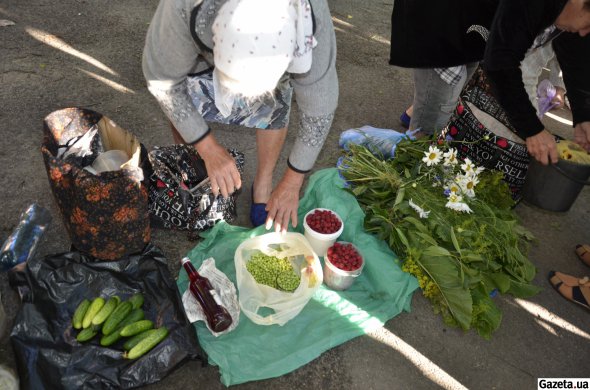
[72,299,91,330]
[91,296,119,326]
[124,327,169,360]
[82,297,105,329]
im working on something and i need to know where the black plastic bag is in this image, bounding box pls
[8,244,203,389]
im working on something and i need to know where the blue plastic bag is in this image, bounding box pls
[338,125,409,159]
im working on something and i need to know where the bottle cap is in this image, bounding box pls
[181,257,190,265]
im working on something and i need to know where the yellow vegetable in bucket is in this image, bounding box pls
[557,140,590,165]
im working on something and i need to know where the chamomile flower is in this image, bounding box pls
[460,158,475,174]
[422,146,442,166]
[443,148,458,166]
[445,193,472,213]
[408,198,431,219]
[444,180,461,194]
[474,166,485,176]
[458,174,479,198]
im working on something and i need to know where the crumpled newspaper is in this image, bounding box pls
[182,258,239,336]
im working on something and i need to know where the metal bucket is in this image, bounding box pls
[521,158,590,212]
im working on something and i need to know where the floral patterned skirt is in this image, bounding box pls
[186,69,293,130]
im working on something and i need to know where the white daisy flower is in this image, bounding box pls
[474,166,485,176]
[443,148,458,166]
[447,201,473,213]
[444,181,461,194]
[422,146,442,166]
[445,193,472,213]
[408,198,431,219]
[461,158,475,174]
[447,193,463,203]
[458,174,479,198]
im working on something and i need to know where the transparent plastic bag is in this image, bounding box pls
[0,203,51,272]
[537,79,560,119]
[339,125,408,159]
[234,232,322,326]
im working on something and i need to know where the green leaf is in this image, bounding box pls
[507,279,543,298]
[403,216,430,234]
[489,272,511,293]
[414,232,439,246]
[471,286,502,340]
[417,250,473,330]
[394,187,405,206]
[423,246,452,258]
[513,224,535,241]
[461,251,484,263]
[395,227,410,250]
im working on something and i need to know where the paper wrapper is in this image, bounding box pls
[182,258,240,336]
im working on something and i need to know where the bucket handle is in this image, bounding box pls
[551,164,590,186]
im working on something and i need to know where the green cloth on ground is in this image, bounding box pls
[177,168,419,386]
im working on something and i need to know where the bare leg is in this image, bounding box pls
[254,127,288,203]
[170,122,185,144]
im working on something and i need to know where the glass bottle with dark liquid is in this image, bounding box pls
[181,257,233,332]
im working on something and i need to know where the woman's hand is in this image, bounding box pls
[525,129,559,165]
[265,168,304,233]
[194,134,242,198]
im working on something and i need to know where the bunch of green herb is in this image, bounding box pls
[340,137,539,339]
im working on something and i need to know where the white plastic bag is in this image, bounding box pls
[234,232,323,326]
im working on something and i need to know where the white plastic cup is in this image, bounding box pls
[302,208,344,257]
[323,242,364,290]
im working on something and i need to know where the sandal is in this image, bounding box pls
[575,244,590,268]
[548,271,590,311]
[250,185,268,227]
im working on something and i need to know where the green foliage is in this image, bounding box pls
[341,138,539,338]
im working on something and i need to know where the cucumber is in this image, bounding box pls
[120,320,154,337]
[123,329,157,351]
[128,293,144,310]
[124,327,169,359]
[102,301,132,335]
[91,296,119,326]
[99,309,144,347]
[100,329,122,346]
[76,326,99,342]
[119,308,145,328]
[82,297,105,329]
[72,299,91,330]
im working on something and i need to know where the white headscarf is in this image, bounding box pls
[212,0,316,117]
